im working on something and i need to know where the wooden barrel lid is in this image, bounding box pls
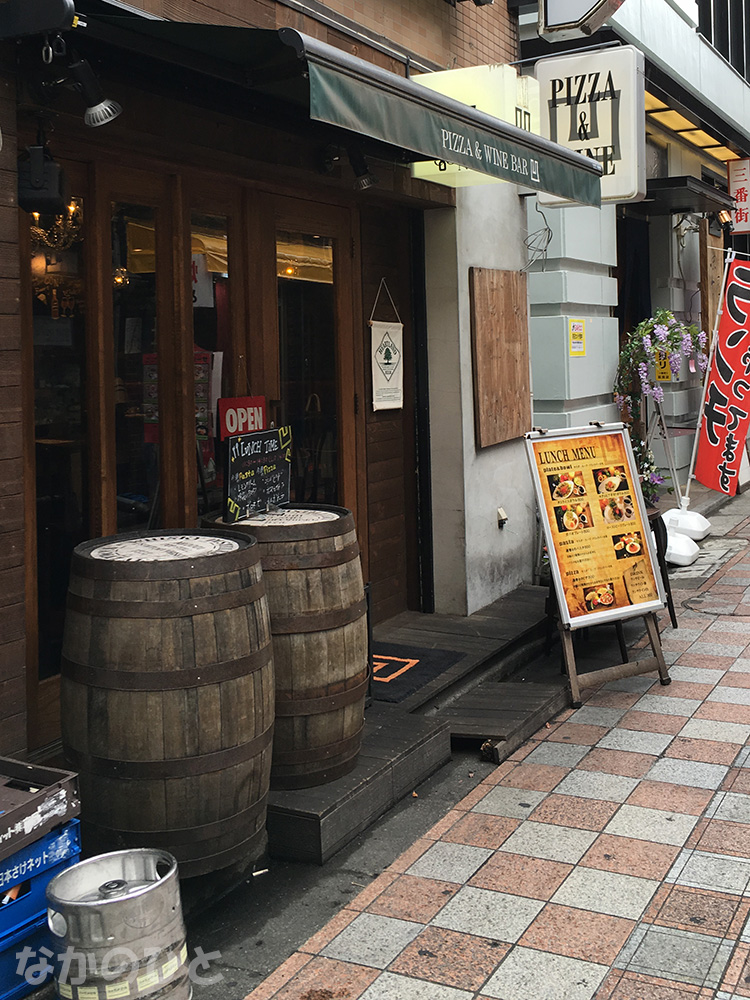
[90,534,240,561]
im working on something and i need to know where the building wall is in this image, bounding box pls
[107,0,517,72]
[426,183,533,616]
[0,52,24,756]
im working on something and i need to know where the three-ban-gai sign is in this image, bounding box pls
[526,424,665,629]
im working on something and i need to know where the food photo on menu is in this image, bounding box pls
[547,471,587,501]
[599,494,636,524]
[612,531,643,559]
[554,502,593,532]
[593,465,629,494]
[582,582,615,612]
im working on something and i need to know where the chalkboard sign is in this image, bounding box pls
[224,426,292,522]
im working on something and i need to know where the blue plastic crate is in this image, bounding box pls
[0,821,80,939]
[0,915,53,1000]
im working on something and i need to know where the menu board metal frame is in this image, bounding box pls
[526,423,666,630]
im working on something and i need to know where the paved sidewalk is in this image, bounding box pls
[247,494,750,1000]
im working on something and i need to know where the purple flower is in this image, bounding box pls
[669,352,681,376]
[699,353,709,373]
[654,324,669,343]
[642,333,653,352]
[649,471,665,485]
[682,332,693,356]
[699,330,707,349]
[652,384,665,404]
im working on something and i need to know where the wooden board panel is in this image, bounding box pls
[469,268,531,449]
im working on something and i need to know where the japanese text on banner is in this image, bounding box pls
[695,260,750,496]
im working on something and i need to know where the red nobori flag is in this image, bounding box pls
[695,260,750,495]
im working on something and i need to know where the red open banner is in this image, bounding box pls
[695,260,750,496]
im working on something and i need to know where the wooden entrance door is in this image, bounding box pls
[259,196,366,559]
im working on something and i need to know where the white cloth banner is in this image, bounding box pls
[371,320,403,411]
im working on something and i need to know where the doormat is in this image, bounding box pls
[371,642,465,703]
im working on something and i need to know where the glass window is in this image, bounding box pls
[111,203,159,531]
[31,196,87,677]
[191,212,229,513]
[276,231,338,504]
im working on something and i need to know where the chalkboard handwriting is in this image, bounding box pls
[224,427,292,523]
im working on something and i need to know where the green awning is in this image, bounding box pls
[76,10,602,205]
[281,29,602,206]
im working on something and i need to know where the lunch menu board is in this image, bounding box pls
[224,426,292,522]
[526,424,665,629]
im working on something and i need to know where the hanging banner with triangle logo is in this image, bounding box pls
[371,320,404,411]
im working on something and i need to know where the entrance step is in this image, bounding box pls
[265,703,450,865]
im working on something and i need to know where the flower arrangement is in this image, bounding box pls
[613,308,708,505]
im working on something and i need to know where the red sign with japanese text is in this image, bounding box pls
[695,260,750,495]
[728,160,750,235]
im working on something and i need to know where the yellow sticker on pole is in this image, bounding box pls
[569,319,586,356]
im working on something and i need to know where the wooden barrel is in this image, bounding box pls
[60,529,274,879]
[204,506,368,789]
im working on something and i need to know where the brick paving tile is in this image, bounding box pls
[722,768,750,794]
[528,792,619,830]
[366,875,459,923]
[604,971,714,998]
[245,954,313,1000]
[300,910,359,954]
[718,671,750,689]
[388,925,509,992]
[578,747,658,777]
[642,883,750,937]
[677,653,741,670]
[695,700,750,724]
[693,817,750,857]
[579,833,681,880]
[496,762,569,791]
[468,852,572,898]
[518,902,635,964]
[347,873,399,913]
[271,957,379,1000]
[646,680,716,700]
[440,812,519,849]
[388,838,432,874]
[625,780,713,816]
[664,736,739,765]
[478,761,516,785]
[617,710,687,734]
[545,722,610,744]
[452,785,493,812]
[583,690,642,709]
[718,941,750,994]
[423,810,463,841]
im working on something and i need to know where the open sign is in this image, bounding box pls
[218,396,266,441]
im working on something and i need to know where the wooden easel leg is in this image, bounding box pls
[559,626,582,707]
[645,612,671,686]
[615,621,628,664]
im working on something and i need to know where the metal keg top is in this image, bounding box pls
[241,509,339,525]
[47,848,177,908]
[90,535,240,561]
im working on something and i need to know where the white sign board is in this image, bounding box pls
[541,0,627,38]
[536,45,645,205]
[728,159,750,234]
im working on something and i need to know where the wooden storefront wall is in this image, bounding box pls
[0,53,24,755]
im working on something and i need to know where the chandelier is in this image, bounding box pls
[30,198,83,252]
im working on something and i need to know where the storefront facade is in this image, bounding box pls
[0,0,601,757]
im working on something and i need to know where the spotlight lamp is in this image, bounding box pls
[67,56,122,127]
[718,209,734,229]
[347,147,378,191]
